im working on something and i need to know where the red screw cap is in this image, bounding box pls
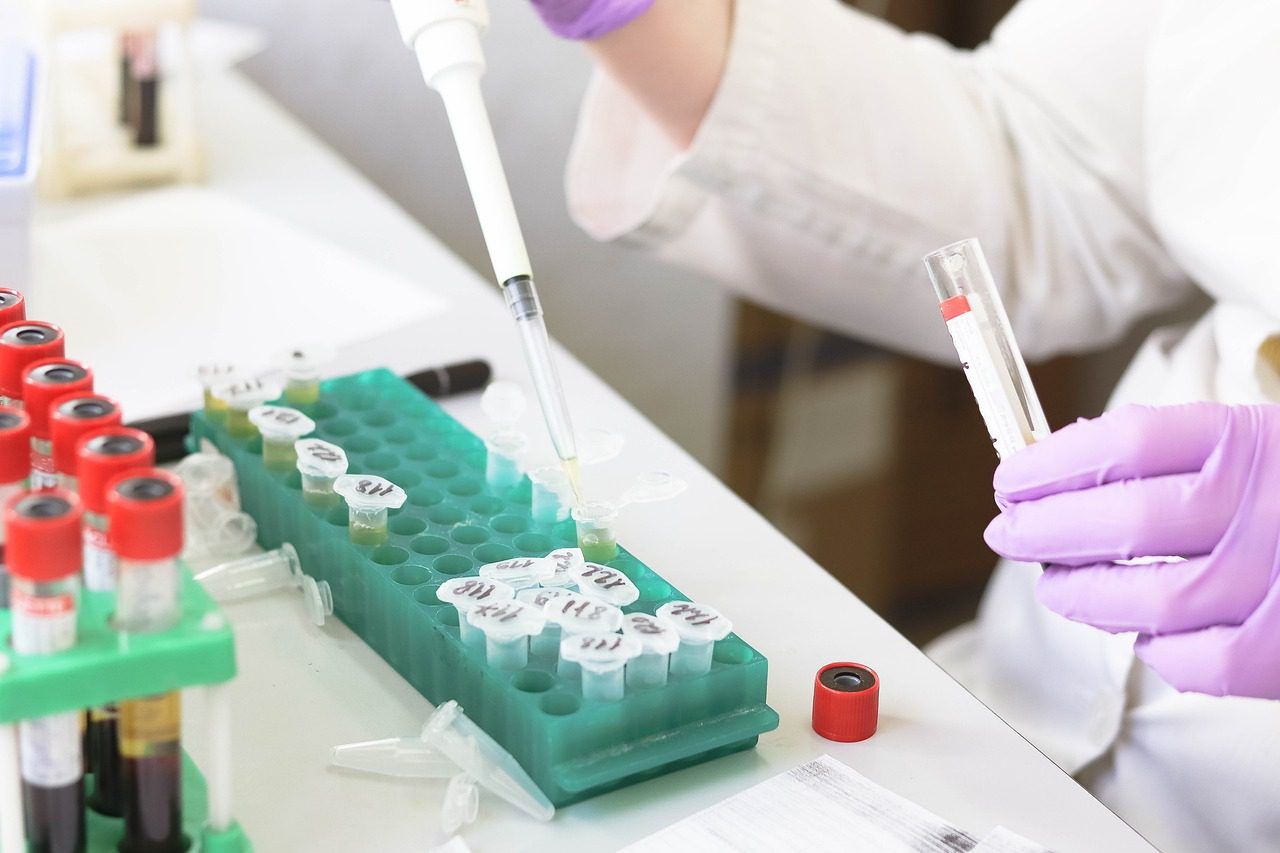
[76,427,155,515]
[4,489,84,582]
[22,359,94,440]
[0,407,30,485]
[0,289,25,328]
[107,469,183,561]
[0,322,64,401]
[51,395,122,477]
[812,662,880,743]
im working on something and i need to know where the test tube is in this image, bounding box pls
[108,470,186,853]
[572,501,619,563]
[571,562,639,607]
[437,578,514,649]
[543,592,623,677]
[247,405,316,472]
[295,439,348,511]
[622,613,680,689]
[478,556,553,590]
[213,377,282,441]
[333,475,407,547]
[75,428,156,593]
[559,633,641,703]
[484,430,527,495]
[4,490,86,853]
[0,321,64,408]
[22,359,93,490]
[280,347,333,409]
[49,395,122,492]
[528,465,569,526]
[657,601,733,678]
[196,364,240,425]
[194,543,334,625]
[923,239,1050,458]
[467,600,545,671]
[516,587,569,658]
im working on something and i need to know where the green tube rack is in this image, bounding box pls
[0,573,250,851]
[191,368,778,807]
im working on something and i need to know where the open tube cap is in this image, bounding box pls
[0,288,25,327]
[4,489,83,582]
[77,427,156,514]
[51,394,122,475]
[107,469,184,561]
[0,321,65,399]
[22,359,94,438]
[0,407,30,484]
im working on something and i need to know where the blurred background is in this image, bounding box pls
[200,0,1204,646]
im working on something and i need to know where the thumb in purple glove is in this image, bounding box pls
[984,402,1280,700]
[529,0,655,39]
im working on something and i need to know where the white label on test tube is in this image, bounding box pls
[479,557,552,589]
[543,592,623,635]
[20,714,81,788]
[571,563,639,607]
[940,295,1035,459]
[622,612,680,689]
[541,548,584,588]
[83,524,115,592]
[657,601,733,678]
[215,377,282,410]
[248,405,315,438]
[560,632,642,702]
[467,600,545,671]
[10,587,75,653]
[439,578,515,649]
[517,587,569,658]
[296,440,348,474]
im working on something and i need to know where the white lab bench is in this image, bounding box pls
[32,68,1158,852]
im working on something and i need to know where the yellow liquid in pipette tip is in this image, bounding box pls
[562,456,584,508]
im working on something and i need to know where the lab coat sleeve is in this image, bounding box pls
[564,0,1193,363]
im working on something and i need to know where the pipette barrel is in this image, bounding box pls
[582,667,625,703]
[627,652,670,689]
[670,640,714,678]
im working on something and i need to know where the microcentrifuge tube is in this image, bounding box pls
[294,439,348,511]
[540,547,584,588]
[571,501,619,563]
[484,430,527,495]
[196,364,241,426]
[543,592,623,677]
[527,465,570,526]
[279,346,333,409]
[329,736,456,779]
[214,377,282,440]
[657,601,733,678]
[622,612,680,689]
[441,774,479,835]
[478,556,552,590]
[194,543,333,626]
[437,578,514,649]
[516,587,570,658]
[571,562,639,607]
[333,475,407,547]
[481,380,526,427]
[420,701,554,822]
[248,406,316,472]
[466,600,545,671]
[560,633,641,703]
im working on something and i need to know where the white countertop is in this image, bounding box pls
[32,67,1157,853]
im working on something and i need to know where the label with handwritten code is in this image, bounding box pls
[467,600,545,639]
[622,612,681,654]
[517,587,569,610]
[541,548,584,588]
[438,577,514,610]
[559,632,642,669]
[249,405,315,437]
[296,439,347,474]
[479,557,552,589]
[656,601,733,642]
[544,593,623,634]
[334,475,407,508]
[572,563,639,606]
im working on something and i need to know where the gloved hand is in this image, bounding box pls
[529,0,655,39]
[984,402,1280,700]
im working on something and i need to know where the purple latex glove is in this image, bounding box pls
[985,403,1280,700]
[529,0,655,39]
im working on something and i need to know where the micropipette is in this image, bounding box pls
[388,0,583,505]
[923,239,1049,459]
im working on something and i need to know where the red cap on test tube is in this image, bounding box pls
[107,469,184,561]
[0,407,31,485]
[76,428,156,515]
[0,289,25,328]
[0,322,64,401]
[4,489,84,582]
[51,395,122,477]
[23,359,94,440]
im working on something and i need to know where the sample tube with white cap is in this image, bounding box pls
[560,633,641,703]
[466,600,545,671]
[571,562,639,607]
[923,239,1049,459]
[622,612,680,689]
[543,592,623,677]
[295,439,349,511]
[279,346,333,409]
[196,364,241,426]
[438,577,514,649]
[215,377,283,441]
[248,406,316,472]
[334,475,406,547]
[194,543,333,626]
[478,556,552,590]
[516,587,570,658]
[539,547,583,588]
[657,601,733,678]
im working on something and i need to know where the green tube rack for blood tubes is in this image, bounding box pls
[191,368,778,807]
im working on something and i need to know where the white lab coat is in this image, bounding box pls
[563,1,1280,850]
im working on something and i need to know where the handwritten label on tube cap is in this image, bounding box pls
[656,601,732,643]
[572,563,639,607]
[560,632,641,673]
[479,557,553,589]
[467,600,545,641]
[248,405,315,439]
[540,548,584,588]
[622,612,680,654]
[438,577,514,612]
[333,475,407,510]
[543,592,622,635]
[295,439,348,477]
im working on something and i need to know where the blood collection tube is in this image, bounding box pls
[0,407,31,605]
[76,428,154,819]
[0,288,25,327]
[108,470,185,853]
[5,490,86,853]
[50,395,123,491]
[23,360,94,490]
[0,322,64,408]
